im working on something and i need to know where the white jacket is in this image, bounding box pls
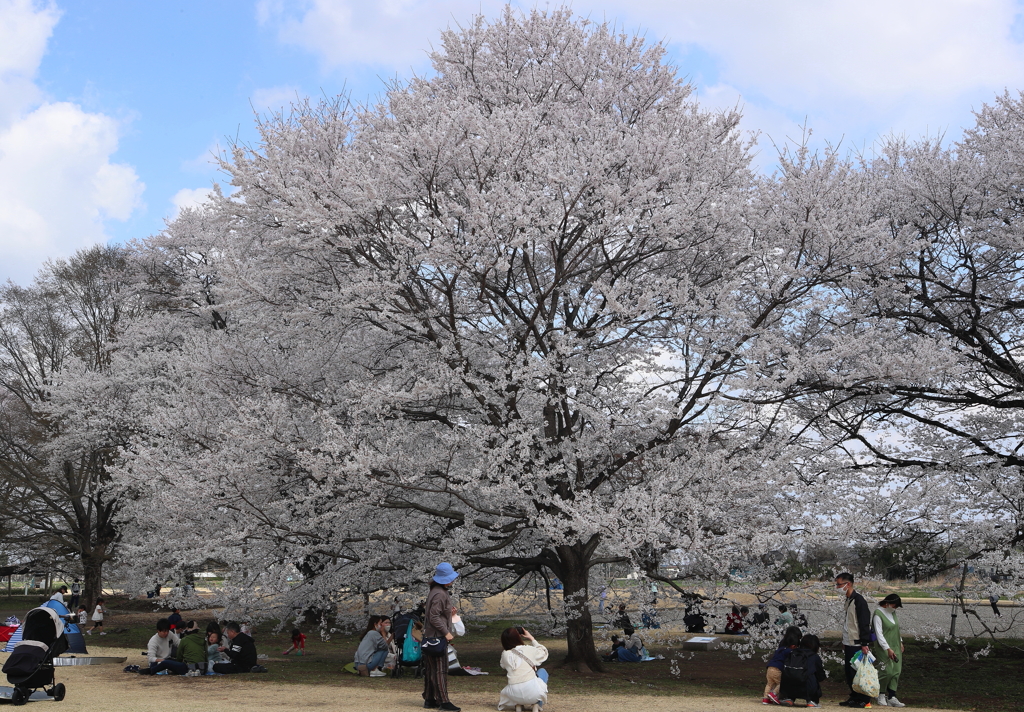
[500,639,548,686]
[147,631,180,664]
[498,639,549,710]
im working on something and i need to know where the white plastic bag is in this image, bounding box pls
[852,654,880,698]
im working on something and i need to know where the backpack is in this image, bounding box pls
[402,619,422,663]
[781,647,814,689]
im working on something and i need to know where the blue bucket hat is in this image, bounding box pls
[432,562,458,585]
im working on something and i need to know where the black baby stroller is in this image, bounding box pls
[390,612,423,679]
[0,607,68,704]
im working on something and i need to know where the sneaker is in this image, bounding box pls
[876,696,888,707]
[886,697,905,708]
[438,704,461,712]
[762,700,772,706]
[767,692,781,705]
[806,703,820,708]
[100,631,106,635]
[423,701,439,709]
[780,700,793,707]
[369,669,386,677]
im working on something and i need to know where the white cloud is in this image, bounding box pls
[256,0,1024,151]
[250,85,301,113]
[619,0,1024,143]
[695,83,811,170]
[634,0,1024,104]
[181,140,225,173]
[256,0,503,68]
[0,0,142,285]
[170,187,214,219]
[0,0,60,126]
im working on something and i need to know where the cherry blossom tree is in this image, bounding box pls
[771,95,1024,628]
[0,245,139,610]
[110,9,906,668]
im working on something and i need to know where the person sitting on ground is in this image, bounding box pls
[141,618,186,675]
[283,628,306,656]
[602,634,626,662]
[791,603,808,628]
[213,620,259,674]
[354,615,392,677]
[778,633,826,708]
[611,603,631,629]
[616,625,645,662]
[498,626,548,712]
[751,603,770,631]
[739,606,751,631]
[167,608,183,630]
[207,630,229,666]
[683,603,707,633]
[775,604,794,627]
[724,605,745,634]
[762,625,802,705]
[174,621,208,676]
[640,607,661,629]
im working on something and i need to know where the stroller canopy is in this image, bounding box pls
[21,607,62,646]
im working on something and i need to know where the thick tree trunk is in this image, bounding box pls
[556,544,604,673]
[81,552,104,615]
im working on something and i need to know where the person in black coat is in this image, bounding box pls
[611,604,632,629]
[779,634,827,706]
[836,573,873,708]
[213,621,258,673]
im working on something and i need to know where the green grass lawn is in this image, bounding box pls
[1,599,1021,710]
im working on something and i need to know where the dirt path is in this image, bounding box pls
[1,646,956,712]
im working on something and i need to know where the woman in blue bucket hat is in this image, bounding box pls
[423,563,459,711]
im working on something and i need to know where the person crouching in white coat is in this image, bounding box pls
[498,627,548,712]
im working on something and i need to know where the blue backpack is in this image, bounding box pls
[402,619,422,663]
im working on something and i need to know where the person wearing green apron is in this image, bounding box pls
[871,594,905,707]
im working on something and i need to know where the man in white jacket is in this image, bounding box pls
[141,618,186,675]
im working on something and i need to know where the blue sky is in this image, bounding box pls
[4,0,1024,284]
